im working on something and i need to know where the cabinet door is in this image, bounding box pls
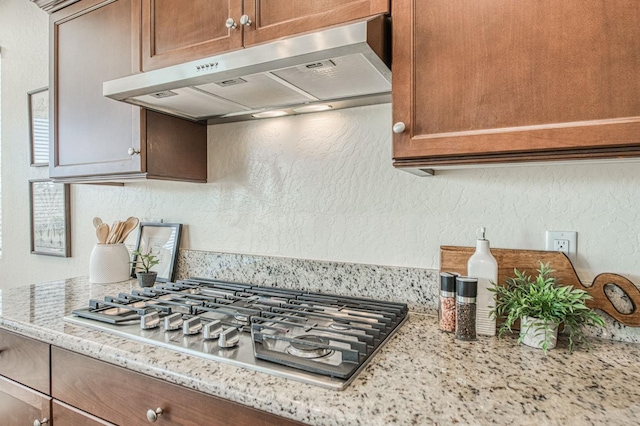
[53,400,115,426]
[0,376,51,426]
[141,0,243,71]
[50,0,143,180]
[243,0,389,46]
[0,329,50,394]
[392,0,640,170]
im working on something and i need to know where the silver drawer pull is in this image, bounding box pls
[146,407,163,423]
[33,418,49,426]
[128,147,141,156]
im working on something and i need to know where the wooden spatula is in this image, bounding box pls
[118,217,140,243]
[96,223,109,244]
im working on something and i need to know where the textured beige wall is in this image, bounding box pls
[1,0,639,289]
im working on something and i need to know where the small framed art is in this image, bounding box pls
[131,223,182,282]
[30,179,71,257]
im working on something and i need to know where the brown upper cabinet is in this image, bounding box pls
[392,0,640,174]
[50,0,207,183]
[141,0,389,71]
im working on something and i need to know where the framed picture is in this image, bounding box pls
[29,180,71,257]
[131,223,182,282]
[28,87,49,167]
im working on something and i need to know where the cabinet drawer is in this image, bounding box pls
[53,399,115,426]
[52,347,305,426]
[0,375,51,425]
[0,328,50,394]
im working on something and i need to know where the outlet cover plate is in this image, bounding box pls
[545,231,577,263]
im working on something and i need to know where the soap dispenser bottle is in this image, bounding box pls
[467,227,498,336]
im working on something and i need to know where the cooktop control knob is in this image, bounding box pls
[140,311,160,330]
[164,313,183,331]
[218,327,240,348]
[182,317,202,335]
[203,320,223,340]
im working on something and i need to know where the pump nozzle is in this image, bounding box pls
[476,227,487,240]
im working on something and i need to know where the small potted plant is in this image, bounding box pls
[490,262,605,353]
[131,250,159,288]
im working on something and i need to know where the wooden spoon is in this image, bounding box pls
[118,217,140,243]
[92,217,103,229]
[96,223,109,244]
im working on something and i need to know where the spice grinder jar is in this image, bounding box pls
[439,272,457,333]
[455,277,478,341]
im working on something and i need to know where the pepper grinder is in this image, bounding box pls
[455,276,478,341]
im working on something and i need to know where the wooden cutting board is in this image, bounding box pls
[440,246,640,327]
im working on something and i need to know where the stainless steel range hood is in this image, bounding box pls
[103,16,391,124]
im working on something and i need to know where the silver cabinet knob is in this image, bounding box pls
[240,14,252,26]
[146,407,163,423]
[392,122,406,134]
[128,147,140,156]
[225,18,238,29]
[33,419,49,426]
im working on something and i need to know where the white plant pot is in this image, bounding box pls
[89,243,131,284]
[520,316,559,350]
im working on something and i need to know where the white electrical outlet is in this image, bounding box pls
[545,231,577,263]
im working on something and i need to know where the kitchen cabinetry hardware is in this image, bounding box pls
[127,147,140,156]
[146,407,163,423]
[239,14,252,27]
[392,122,406,134]
[33,418,49,426]
[225,18,238,29]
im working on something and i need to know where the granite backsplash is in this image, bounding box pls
[175,249,640,344]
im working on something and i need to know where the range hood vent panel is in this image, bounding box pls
[195,73,317,110]
[131,87,249,120]
[104,16,391,122]
[272,53,390,100]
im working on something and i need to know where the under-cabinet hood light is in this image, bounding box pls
[251,110,288,118]
[103,16,390,124]
[293,104,333,113]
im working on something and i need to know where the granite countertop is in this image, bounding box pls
[2,277,640,425]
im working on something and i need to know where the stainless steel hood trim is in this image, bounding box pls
[103,17,391,121]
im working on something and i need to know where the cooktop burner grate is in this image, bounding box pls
[67,278,408,390]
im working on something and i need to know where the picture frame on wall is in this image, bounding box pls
[28,87,49,167]
[131,223,182,282]
[29,179,71,257]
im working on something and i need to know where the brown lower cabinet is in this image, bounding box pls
[52,347,305,426]
[0,327,305,425]
[0,376,51,426]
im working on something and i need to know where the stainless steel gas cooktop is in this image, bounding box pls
[67,278,408,390]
